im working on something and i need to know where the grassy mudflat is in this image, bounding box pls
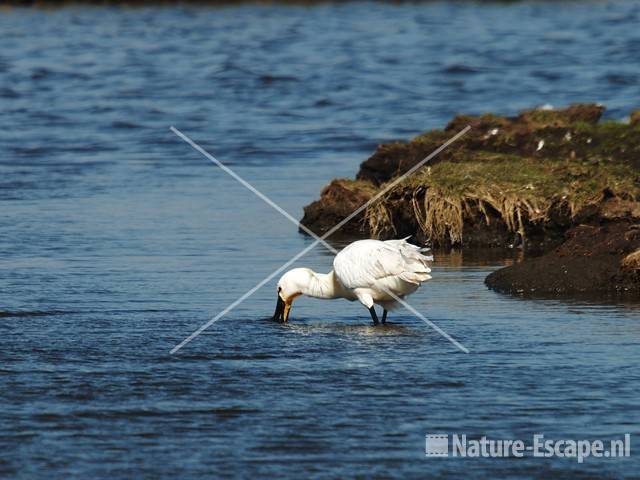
[301,104,640,295]
[302,104,640,249]
[368,151,639,246]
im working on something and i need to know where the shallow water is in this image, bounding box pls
[1,1,640,478]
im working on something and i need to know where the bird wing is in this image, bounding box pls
[333,238,433,290]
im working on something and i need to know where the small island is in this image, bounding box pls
[300,104,640,296]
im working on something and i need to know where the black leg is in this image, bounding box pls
[381,309,387,325]
[368,306,379,326]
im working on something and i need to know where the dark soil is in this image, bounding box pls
[485,221,640,295]
[300,179,373,237]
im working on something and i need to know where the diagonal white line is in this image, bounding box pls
[170,127,303,231]
[169,236,333,355]
[171,126,469,353]
[170,125,470,354]
[382,290,469,353]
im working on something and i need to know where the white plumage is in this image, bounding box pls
[273,238,433,325]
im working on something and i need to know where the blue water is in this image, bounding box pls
[1,1,640,478]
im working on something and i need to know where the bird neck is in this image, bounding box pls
[304,270,346,300]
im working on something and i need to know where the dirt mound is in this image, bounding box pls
[299,179,374,237]
[485,222,640,295]
[300,104,640,250]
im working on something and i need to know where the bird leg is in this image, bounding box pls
[368,306,379,326]
[381,309,387,325]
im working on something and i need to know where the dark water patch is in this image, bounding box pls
[252,441,333,454]
[0,87,19,98]
[30,67,90,81]
[211,353,276,360]
[417,380,466,388]
[381,56,400,65]
[110,120,144,130]
[0,310,69,318]
[0,180,38,191]
[55,391,97,402]
[88,105,114,114]
[532,70,564,81]
[115,88,148,98]
[33,407,263,421]
[258,74,299,84]
[605,72,638,86]
[167,353,214,361]
[443,64,481,74]
[26,111,70,123]
[139,135,185,146]
[211,60,257,77]
[97,308,185,314]
[314,98,333,107]
[8,146,51,158]
[30,67,50,80]
[7,145,118,158]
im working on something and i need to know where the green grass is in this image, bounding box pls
[364,152,639,244]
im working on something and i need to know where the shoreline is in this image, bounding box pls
[299,104,640,297]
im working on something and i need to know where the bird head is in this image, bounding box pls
[272,268,312,322]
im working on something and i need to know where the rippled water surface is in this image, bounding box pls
[2,1,640,478]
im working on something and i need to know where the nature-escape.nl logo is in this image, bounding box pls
[425,433,631,463]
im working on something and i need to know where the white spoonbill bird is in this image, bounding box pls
[272,238,433,325]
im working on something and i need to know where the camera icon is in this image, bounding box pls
[425,434,449,457]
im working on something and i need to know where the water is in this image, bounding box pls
[1,1,640,477]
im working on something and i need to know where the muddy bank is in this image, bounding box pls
[302,104,640,247]
[485,221,640,295]
[300,104,640,295]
